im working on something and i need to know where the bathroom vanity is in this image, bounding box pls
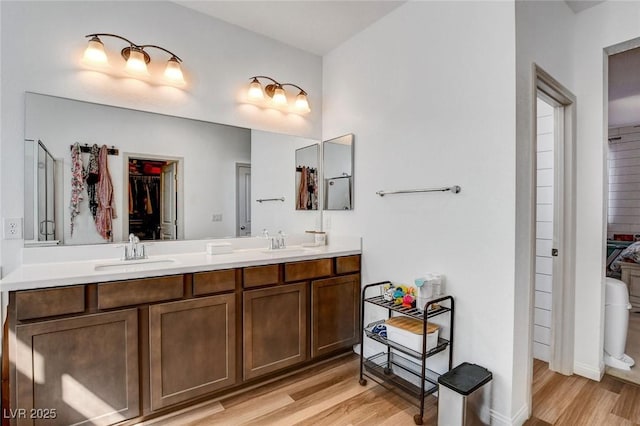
[0,239,361,425]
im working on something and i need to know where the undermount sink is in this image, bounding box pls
[94,258,177,272]
[260,247,319,255]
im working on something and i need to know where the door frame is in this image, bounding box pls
[529,64,577,377]
[236,163,251,237]
[122,153,185,242]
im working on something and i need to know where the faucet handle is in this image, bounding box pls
[129,233,135,243]
[262,228,269,239]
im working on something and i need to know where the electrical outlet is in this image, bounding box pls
[212,214,223,222]
[3,218,23,240]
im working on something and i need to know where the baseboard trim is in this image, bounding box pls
[489,402,528,426]
[574,361,603,381]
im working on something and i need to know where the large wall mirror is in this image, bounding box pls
[295,144,319,210]
[24,92,320,246]
[323,133,354,210]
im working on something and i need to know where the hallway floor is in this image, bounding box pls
[526,359,640,425]
[606,311,640,385]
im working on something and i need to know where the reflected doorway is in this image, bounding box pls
[236,163,251,236]
[126,157,180,241]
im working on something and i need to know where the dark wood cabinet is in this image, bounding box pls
[148,294,236,410]
[311,274,360,358]
[13,310,139,426]
[5,255,360,424]
[243,283,308,380]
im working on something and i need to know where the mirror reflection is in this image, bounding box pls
[295,144,319,210]
[323,134,354,210]
[24,92,320,246]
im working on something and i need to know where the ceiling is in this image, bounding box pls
[173,1,405,56]
[609,47,640,127]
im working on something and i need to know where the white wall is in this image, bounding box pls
[0,0,322,274]
[251,130,321,236]
[25,93,251,244]
[323,2,518,423]
[534,98,554,362]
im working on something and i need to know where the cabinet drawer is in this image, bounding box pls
[193,269,236,296]
[243,264,280,288]
[16,286,85,321]
[335,255,361,275]
[285,258,332,282]
[98,275,184,309]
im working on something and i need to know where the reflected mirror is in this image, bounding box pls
[295,144,319,210]
[24,92,320,246]
[323,133,354,210]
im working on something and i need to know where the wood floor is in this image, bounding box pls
[140,353,436,426]
[526,359,640,425]
[141,354,640,425]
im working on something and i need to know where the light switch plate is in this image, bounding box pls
[3,218,23,240]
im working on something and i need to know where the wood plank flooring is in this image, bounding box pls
[526,359,640,425]
[140,353,436,425]
[141,355,640,425]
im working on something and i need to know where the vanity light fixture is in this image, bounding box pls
[247,76,310,113]
[83,33,185,84]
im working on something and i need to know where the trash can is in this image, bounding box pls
[604,277,635,370]
[437,362,492,426]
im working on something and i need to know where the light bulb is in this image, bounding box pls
[164,57,185,84]
[294,92,310,113]
[125,48,149,75]
[83,36,107,64]
[272,86,287,106]
[248,78,264,100]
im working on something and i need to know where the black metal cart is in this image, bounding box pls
[358,281,454,425]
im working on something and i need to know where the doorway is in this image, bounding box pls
[530,66,577,378]
[124,155,183,241]
[604,42,640,385]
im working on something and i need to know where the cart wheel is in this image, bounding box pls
[359,378,367,386]
[413,414,423,425]
[383,367,392,375]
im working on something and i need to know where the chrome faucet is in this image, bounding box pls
[123,233,147,260]
[269,230,287,250]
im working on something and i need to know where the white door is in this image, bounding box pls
[236,164,251,236]
[531,67,576,377]
[160,162,178,240]
[533,95,556,363]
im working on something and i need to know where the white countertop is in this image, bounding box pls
[1,237,361,292]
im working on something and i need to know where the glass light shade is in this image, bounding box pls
[294,92,310,112]
[272,87,288,106]
[164,57,185,84]
[125,49,149,75]
[83,38,108,64]
[248,80,265,100]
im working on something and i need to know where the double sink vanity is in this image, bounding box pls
[1,236,362,425]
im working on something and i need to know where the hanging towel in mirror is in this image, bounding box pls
[69,143,85,236]
[85,144,100,219]
[95,145,117,240]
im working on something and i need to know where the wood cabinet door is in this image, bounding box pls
[148,294,236,410]
[311,274,360,358]
[243,283,308,380]
[14,310,139,426]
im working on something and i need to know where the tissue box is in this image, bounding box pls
[206,242,232,255]
[385,316,439,353]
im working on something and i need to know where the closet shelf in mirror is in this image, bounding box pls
[69,144,119,156]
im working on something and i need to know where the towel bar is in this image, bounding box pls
[376,186,461,197]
